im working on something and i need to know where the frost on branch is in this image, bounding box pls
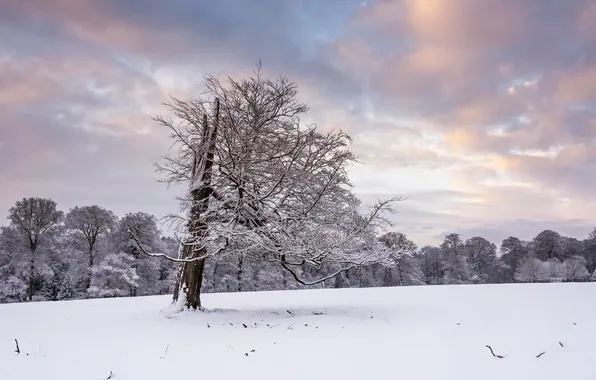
[131,65,402,309]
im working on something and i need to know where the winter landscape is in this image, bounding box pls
[1,284,595,380]
[2,0,596,379]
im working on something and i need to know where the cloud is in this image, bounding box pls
[0,0,595,245]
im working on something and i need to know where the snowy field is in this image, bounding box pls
[1,283,595,380]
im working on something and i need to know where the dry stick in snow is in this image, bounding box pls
[106,371,113,380]
[559,342,564,348]
[160,345,170,359]
[536,351,546,358]
[14,339,20,354]
[485,345,505,359]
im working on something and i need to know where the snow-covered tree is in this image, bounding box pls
[7,198,64,301]
[563,256,590,282]
[156,237,179,294]
[65,206,117,277]
[464,236,497,283]
[539,258,565,282]
[416,245,444,284]
[499,236,529,281]
[131,66,400,309]
[379,232,424,286]
[583,228,596,274]
[116,213,161,296]
[441,234,472,284]
[514,257,545,283]
[532,230,563,261]
[560,237,584,260]
[88,253,139,298]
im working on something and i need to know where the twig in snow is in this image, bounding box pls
[287,325,293,330]
[14,339,20,354]
[106,371,113,380]
[573,322,577,325]
[536,351,546,358]
[486,345,496,357]
[242,323,248,328]
[485,345,505,359]
[559,342,564,348]
[159,345,170,359]
[268,324,279,329]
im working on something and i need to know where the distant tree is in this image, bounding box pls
[88,253,139,298]
[540,258,565,281]
[514,257,544,283]
[583,228,596,274]
[117,213,161,296]
[559,237,583,260]
[0,228,27,302]
[464,237,497,283]
[500,236,529,281]
[7,198,64,301]
[379,232,417,253]
[379,232,424,286]
[65,206,117,290]
[441,233,472,284]
[563,256,590,282]
[156,237,179,294]
[532,230,563,261]
[416,246,444,284]
[65,206,116,268]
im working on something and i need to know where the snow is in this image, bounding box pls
[1,283,596,380]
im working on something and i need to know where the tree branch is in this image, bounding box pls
[126,228,209,263]
[279,257,356,286]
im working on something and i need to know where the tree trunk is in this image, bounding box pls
[27,251,35,301]
[237,256,243,292]
[172,98,219,310]
[87,246,94,290]
[175,246,206,309]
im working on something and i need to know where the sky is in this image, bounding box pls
[0,0,595,246]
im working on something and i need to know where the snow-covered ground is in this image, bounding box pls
[1,283,595,380]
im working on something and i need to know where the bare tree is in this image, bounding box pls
[500,236,529,281]
[584,228,596,274]
[563,256,590,282]
[464,237,497,283]
[8,197,63,301]
[441,233,472,284]
[514,257,545,283]
[379,232,424,286]
[65,206,116,269]
[532,230,563,261]
[130,66,400,309]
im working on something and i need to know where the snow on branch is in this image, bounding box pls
[279,258,357,286]
[126,227,211,263]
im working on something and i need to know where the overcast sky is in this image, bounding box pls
[1,0,595,245]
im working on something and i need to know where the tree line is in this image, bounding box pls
[1,196,594,304]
